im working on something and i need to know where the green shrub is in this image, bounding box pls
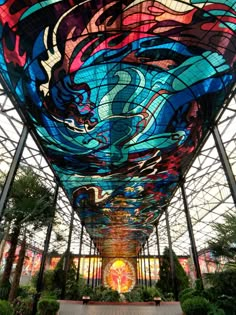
[157,247,189,299]
[92,285,107,301]
[37,298,60,315]
[165,292,174,301]
[16,285,36,298]
[179,288,194,301]
[12,296,33,315]
[206,270,236,298]
[0,282,11,300]
[41,291,59,299]
[100,288,120,302]
[0,300,13,315]
[180,289,198,305]
[141,287,162,302]
[64,278,85,300]
[182,296,210,315]
[194,279,204,294]
[216,295,236,315]
[208,304,225,315]
[204,287,218,302]
[124,287,142,302]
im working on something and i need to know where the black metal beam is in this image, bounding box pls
[143,247,147,288]
[76,224,84,281]
[147,240,152,287]
[181,181,203,287]
[31,183,59,315]
[165,208,177,300]
[141,250,144,287]
[61,207,74,299]
[0,125,28,221]
[91,246,96,289]
[212,125,236,206]
[87,239,92,286]
[155,224,161,268]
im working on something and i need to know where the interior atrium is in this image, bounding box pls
[0,0,235,301]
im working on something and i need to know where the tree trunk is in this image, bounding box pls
[8,233,26,302]
[0,223,11,265]
[1,223,21,286]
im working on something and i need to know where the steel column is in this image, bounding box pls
[94,249,97,288]
[91,246,96,289]
[165,208,177,299]
[95,249,99,287]
[141,251,144,287]
[76,224,84,281]
[87,239,92,286]
[32,183,59,315]
[212,125,236,206]
[61,207,74,299]
[147,240,152,287]
[155,224,161,268]
[143,247,147,288]
[181,182,203,286]
[0,125,28,221]
[136,254,140,285]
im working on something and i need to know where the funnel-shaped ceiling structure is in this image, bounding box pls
[0,0,235,258]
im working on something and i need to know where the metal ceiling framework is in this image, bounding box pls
[0,81,235,258]
[0,84,91,256]
[0,0,235,269]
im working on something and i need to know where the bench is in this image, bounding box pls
[82,296,91,304]
[154,297,161,306]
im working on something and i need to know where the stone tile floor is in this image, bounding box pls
[59,302,183,315]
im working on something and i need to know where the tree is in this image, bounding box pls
[208,212,236,268]
[157,247,189,299]
[8,231,27,302]
[0,167,55,300]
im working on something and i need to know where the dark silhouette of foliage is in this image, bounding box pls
[157,247,189,300]
[0,167,55,296]
[208,212,236,267]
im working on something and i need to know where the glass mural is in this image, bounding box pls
[49,257,102,280]
[0,242,42,276]
[137,257,190,281]
[0,0,235,258]
[103,258,136,293]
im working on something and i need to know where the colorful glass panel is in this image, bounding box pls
[0,0,235,257]
[103,258,136,293]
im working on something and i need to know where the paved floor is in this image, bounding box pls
[59,302,182,315]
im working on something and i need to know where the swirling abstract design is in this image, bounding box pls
[0,0,235,257]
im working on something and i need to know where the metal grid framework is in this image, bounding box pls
[0,83,93,256]
[148,94,236,257]
[0,83,235,260]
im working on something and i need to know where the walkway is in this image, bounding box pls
[59,301,182,315]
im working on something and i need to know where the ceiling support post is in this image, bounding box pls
[155,224,161,270]
[61,207,74,299]
[87,239,92,286]
[147,239,152,287]
[181,181,203,288]
[91,246,96,289]
[141,251,144,287]
[95,248,99,287]
[31,183,59,315]
[136,254,139,286]
[165,208,177,300]
[143,246,147,288]
[76,224,84,281]
[0,125,28,222]
[212,125,236,206]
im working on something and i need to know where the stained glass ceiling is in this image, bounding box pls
[0,0,235,258]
